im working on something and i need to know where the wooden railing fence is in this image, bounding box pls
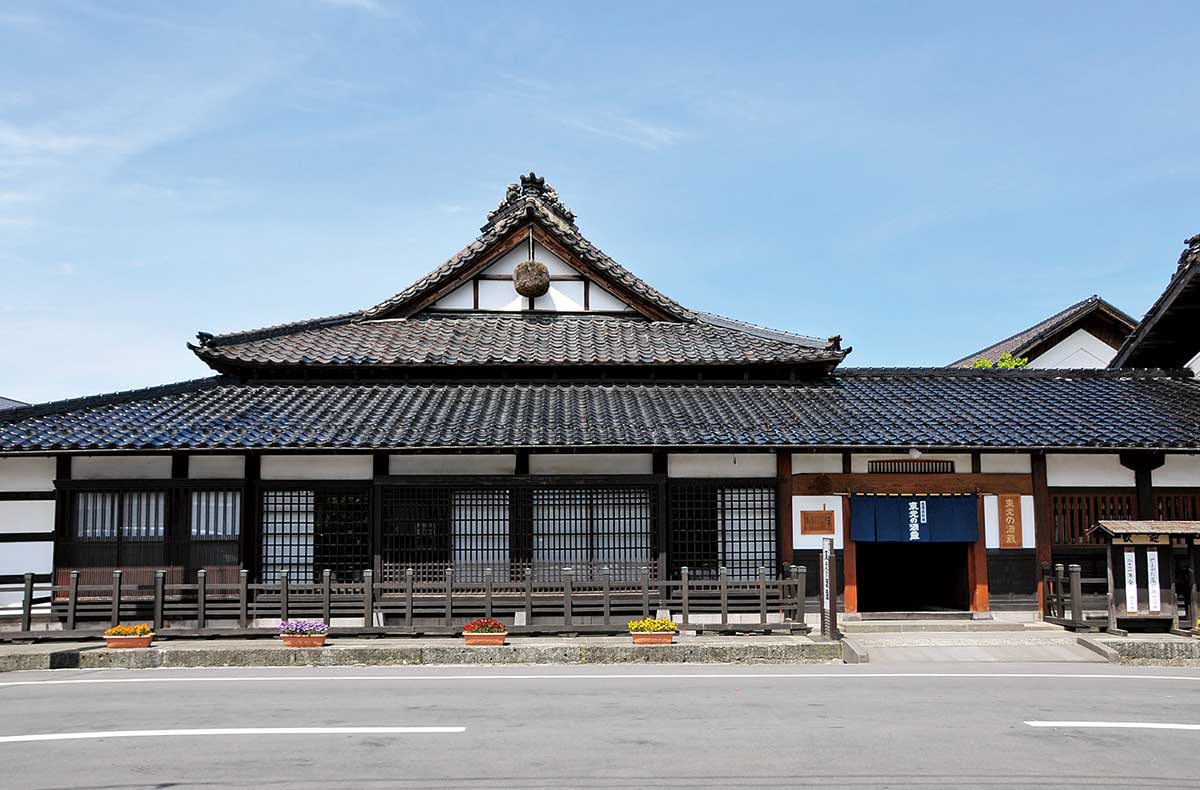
[0,565,810,642]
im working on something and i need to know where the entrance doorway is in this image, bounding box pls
[855,541,970,612]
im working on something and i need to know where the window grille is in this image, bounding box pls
[669,482,776,580]
[260,486,370,584]
[1049,489,1136,545]
[380,482,657,582]
[58,484,242,585]
[867,459,955,474]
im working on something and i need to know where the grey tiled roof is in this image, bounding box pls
[949,295,1136,367]
[1112,234,1200,369]
[0,396,27,411]
[4,369,1199,452]
[194,313,844,369]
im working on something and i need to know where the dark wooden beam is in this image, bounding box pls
[171,452,189,479]
[777,452,793,567]
[792,473,1032,496]
[1031,453,1052,610]
[1120,451,1166,520]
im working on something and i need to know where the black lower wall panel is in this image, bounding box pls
[986,549,1037,596]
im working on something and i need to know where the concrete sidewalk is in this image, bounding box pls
[0,634,842,672]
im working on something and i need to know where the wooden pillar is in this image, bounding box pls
[654,451,669,583]
[841,495,857,613]
[240,453,260,582]
[969,494,990,612]
[1120,451,1165,520]
[1031,453,1052,610]
[777,452,793,568]
[371,452,388,577]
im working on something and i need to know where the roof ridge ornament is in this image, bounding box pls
[483,171,577,231]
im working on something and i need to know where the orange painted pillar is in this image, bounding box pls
[842,495,857,612]
[969,495,990,612]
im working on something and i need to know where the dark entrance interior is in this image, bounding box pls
[856,541,970,612]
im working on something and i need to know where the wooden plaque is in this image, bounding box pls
[801,509,835,535]
[998,494,1023,549]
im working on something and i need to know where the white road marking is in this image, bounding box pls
[0,726,465,744]
[1027,721,1200,732]
[1,671,1199,688]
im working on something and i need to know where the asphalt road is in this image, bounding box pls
[1,663,1198,789]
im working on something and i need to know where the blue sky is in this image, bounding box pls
[2,2,1198,403]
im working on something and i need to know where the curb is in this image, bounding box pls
[1076,636,1120,664]
[5,641,844,672]
[840,638,869,664]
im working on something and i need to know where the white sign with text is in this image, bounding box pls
[1123,548,1139,614]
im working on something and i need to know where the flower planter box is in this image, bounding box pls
[104,634,154,649]
[280,634,328,648]
[463,631,508,646]
[630,631,675,646]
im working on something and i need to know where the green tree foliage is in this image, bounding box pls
[966,352,1029,369]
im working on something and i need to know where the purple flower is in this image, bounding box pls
[278,619,329,635]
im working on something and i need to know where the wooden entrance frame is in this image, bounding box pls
[792,472,1031,614]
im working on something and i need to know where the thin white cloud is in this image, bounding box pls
[564,113,688,150]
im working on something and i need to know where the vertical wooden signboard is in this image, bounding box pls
[820,537,839,640]
[997,494,1023,549]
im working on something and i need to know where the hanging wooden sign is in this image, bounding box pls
[997,494,1023,549]
[800,509,836,535]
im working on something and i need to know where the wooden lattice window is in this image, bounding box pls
[867,459,955,474]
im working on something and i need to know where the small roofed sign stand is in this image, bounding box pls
[820,537,840,640]
[1089,521,1200,637]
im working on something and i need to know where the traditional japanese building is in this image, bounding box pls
[949,295,1136,369]
[2,174,1200,618]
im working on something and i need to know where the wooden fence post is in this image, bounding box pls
[110,569,122,627]
[794,565,808,625]
[562,568,574,627]
[322,569,332,625]
[196,569,207,629]
[404,568,414,627]
[680,566,690,625]
[601,566,611,625]
[444,567,454,627]
[362,569,374,628]
[523,567,533,623]
[154,570,165,632]
[1069,564,1083,627]
[21,573,33,633]
[1054,563,1066,620]
[1040,562,1052,618]
[719,567,729,625]
[279,571,289,622]
[484,568,494,619]
[758,566,768,625]
[66,570,78,631]
[237,570,248,629]
[640,566,650,618]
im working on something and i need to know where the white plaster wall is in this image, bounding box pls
[1188,350,1200,377]
[73,455,171,480]
[0,501,55,535]
[790,453,843,473]
[667,454,775,478]
[389,455,516,475]
[189,455,246,479]
[1153,455,1200,487]
[482,243,577,276]
[533,282,585,311]
[1027,329,1118,369]
[0,541,52,576]
[792,495,843,550]
[850,453,972,473]
[433,285,475,310]
[979,454,1032,474]
[1045,454,1134,487]
[529,453,653,475]
[474,279,527,311]
[982,495,1036,549]
[261,455,373,481]
[0,457,56,491]
[588,286,631,312]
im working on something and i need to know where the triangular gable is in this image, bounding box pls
[363,174,692,322]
